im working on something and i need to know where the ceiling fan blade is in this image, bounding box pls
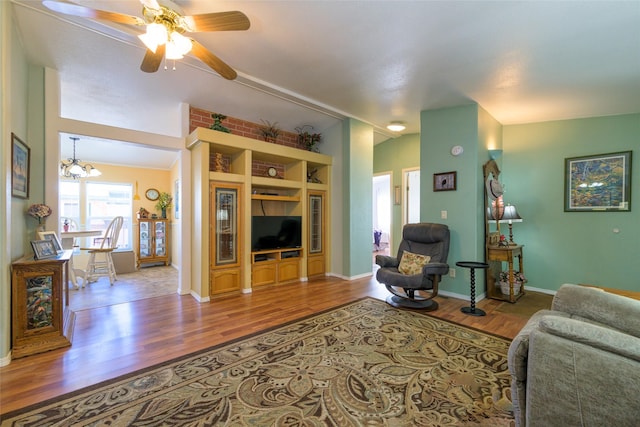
[42,0,144,26]
[140,44,165,73]
[184,11,250,32]
[139,0,161,12]
[190,40,237,80]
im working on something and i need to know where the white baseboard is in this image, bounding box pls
[0,351,11,367]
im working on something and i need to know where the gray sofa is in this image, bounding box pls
[508,284,640,427]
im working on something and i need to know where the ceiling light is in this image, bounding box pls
[387,122,406,132]
[60,137,102,179]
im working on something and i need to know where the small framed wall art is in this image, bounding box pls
[433,171,457,192]
[11,133,30,199]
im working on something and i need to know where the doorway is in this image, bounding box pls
[403,168,420,225]
[373,173,392,262]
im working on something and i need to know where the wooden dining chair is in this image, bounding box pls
[81,216,124,285]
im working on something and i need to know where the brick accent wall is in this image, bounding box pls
[190,106,306,177]
[189,107,300,148]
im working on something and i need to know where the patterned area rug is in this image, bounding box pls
[1,298,514,426]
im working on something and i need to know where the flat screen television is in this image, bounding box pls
[252,216,302,251]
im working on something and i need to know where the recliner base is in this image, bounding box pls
[385,295,439,311]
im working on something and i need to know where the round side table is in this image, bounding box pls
[456,261,489,316]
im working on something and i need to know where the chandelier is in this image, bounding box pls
[60,137,102,179]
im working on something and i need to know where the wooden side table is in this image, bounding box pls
[456,261,489,316]
[487,245,525,303]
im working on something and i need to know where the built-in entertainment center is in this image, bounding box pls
[188,128,331,299]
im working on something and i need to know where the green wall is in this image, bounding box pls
[503,113,640,292]
[375,108,639,296]
[420,104,494,297]
[342,118,374,277]
[373,133,420,255]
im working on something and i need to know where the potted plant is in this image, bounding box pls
[295,125,322,152]
[155,192,173,219]
[498,271,527,295]
[257,120,280,142]
[210,113,231,133]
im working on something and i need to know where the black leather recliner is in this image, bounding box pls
[375,223,450,310]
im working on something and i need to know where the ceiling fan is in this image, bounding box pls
[42,0,250,79]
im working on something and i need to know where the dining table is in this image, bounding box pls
[61,230,102,289]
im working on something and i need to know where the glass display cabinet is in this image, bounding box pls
[136,218,170,268]
[307,191,326,277]
[210,182,242,295]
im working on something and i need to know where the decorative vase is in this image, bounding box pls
[500,281,521,295]
[161,208,167,219]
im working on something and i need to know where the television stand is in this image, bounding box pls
[251,248,303,287]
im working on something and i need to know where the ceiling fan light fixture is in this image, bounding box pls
[138,23,168,52]
[387,121,406,132]
[171,31,192,55]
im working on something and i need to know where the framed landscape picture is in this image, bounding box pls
[11,133,30,199]
[564,151,631,212]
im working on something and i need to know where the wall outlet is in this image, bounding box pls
[449,268,455,278]
[441,210,448,219]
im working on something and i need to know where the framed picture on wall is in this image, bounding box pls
[564,151,632,212]
[11,133,30,199]
[433,171,457,192]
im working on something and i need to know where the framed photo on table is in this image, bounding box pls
[31,240,58,260]
[564,151,631,212]
[433,171,457,192]
[11,133,30,199]
[38,231,63,253]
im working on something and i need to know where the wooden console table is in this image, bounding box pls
[487,244,525,303]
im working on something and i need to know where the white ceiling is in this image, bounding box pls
[12,0,640,170]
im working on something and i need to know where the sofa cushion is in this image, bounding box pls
[398,251,431,275]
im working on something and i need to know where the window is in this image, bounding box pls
[59,181,133,250]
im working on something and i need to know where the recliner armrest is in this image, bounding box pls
[422,262,448,276]
[375,255,399,268]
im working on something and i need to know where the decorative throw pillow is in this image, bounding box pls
[398,251,431,275]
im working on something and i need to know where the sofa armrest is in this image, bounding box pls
[375,255,398,268]
[540,315,640,362]
[552,284,640,338]
[525,322,640,426]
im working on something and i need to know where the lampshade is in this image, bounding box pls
[60,137,102,179]
[501,205,523,223]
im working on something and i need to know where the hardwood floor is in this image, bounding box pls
[0,274,531,415]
